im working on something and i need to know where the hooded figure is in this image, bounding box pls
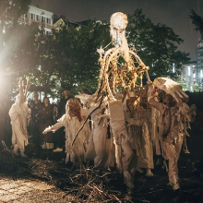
[147,77,189,190]
[9,79,31,157]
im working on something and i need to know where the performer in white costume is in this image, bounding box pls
[126,92,154,177]
[147,77,189,190]
[75,94,115,169]
[89,11,151,188]
[43,98,94,167]
[108,99,136,189]
[9,78,31,157]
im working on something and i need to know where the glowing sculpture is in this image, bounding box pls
[91,12,153,188]
[94,12,151,101]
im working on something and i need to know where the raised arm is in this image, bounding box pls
[147,84,165,112]
[42,121,64,134]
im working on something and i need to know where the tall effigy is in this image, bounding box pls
[91,12,153,189]
[91,12,190,190]
[94,12,151,100]
[72,12,191,190]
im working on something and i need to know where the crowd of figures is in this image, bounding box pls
[8,77,196,191]
[8,79,71,157]
[27,89,70,151]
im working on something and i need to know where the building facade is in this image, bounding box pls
[196,41,203,89]
[180,41,203,92]
[180,61,197,91]
[19,5,53,35]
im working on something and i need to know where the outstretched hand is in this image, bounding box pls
[98,114,109,120]
[147,84,158,97]
[27,135,32,139]
[42,126,52,134]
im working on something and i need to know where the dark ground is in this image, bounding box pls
[0,141,203,203]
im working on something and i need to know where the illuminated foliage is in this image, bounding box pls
[37,20,111,95]
[0,7,190,98]
[42,10,189,94]
[0,0,34,98]
[127,9,190,79]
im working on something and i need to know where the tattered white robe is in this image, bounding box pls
[91,104,115,168]
[9,95,31,154]
[51,108,95,166]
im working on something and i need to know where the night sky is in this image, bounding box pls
[31,0,203,61]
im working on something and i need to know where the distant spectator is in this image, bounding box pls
[28,91,43,148]
[39,97,54,149]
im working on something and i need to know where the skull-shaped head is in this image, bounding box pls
[110,12,128,46]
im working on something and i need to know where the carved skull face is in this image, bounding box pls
[110,12,128,32]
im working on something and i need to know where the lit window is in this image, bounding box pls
[188,66,190,76]
[201,70,203,78]
[30,13,35,20]
[172,63,175,73]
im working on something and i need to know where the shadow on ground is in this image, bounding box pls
[0,144,203,203]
